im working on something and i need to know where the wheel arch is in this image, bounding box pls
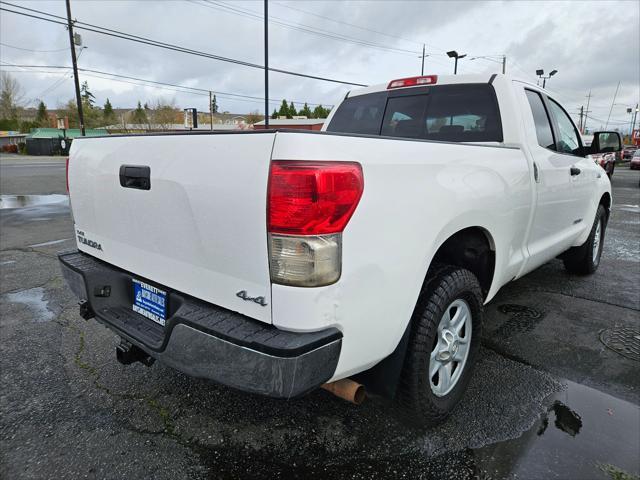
[353,226,496,398]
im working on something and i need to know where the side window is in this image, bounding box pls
[525,90,555,150]
[547,99,582,156]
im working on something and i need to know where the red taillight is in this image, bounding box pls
[268,161,364,235]
[65,156,69,192]
[387,75,438,89]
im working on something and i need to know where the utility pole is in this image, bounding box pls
[421,44,425,75]
[605,81,620,129]
[65,0,85,136]
[583,90,592,133]
[502,55,506,74]
[631,104,639,140]
[209,91,213,131]
[264,0,269,128]
[578,106,584,133]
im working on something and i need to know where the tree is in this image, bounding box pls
[288,101,297,118]
[245,111,264,125]
[299,102,312,118]
[80,81,96,108]
[277,99,289,118]
[0,72,24,121]
[271,108,278,119]
[103,98,115,124]
[211,94,219,114]
[312,104,329,119]
[131,101,148,125]
[150,98,179,130]
[35,101,48,126]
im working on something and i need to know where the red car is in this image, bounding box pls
[630,149,640,170]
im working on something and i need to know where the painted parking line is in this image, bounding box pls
[28,238,72,248]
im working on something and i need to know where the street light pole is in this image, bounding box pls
[536,69,557,88]
[65,0,85,136]
[264,0,269,128]
[447,51,466,75]
[421,44,425,75]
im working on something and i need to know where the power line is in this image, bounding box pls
[272,1,423,47]
[0,2,367,87]
[195,0,420,56]
[0,41,68,52]
[0,63,333,107]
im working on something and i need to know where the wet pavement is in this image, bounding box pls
[0,194,69,209]
[0,155,639,479]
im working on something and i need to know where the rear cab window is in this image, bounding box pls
[326,84,503,143]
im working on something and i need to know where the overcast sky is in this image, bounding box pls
[1,0,638,131]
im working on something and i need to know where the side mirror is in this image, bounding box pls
[590,131,622,154]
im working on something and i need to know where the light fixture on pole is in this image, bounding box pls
[447,51,467,75]
[536,69,557,88]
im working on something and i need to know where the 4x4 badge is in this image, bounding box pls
[236,290,268,307]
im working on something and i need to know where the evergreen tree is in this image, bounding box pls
[35,101,48,126]
[103,98,115,124]
[271,108,278,119]
[313,104,329,119]
[80,81,96,108]
[288,101,297,118]
[299,102,312,118]
[277,99,289,118]
[132,101,148,125]
[211,94,219,114]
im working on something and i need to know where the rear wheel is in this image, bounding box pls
[397,266,483,427]
[563,204,606,275]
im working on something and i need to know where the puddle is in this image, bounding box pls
[471,380,640,479]
[5,287,55,322]
[0,194,68,209]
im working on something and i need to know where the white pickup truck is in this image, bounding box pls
[60,74,622,426]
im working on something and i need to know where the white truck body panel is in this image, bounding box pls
[69,133,276,323]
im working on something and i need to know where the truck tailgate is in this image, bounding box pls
[68,132,275,324]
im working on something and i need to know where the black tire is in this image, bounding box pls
[396,266,483,427]
[607,163,615,178]
[563,204,606,275]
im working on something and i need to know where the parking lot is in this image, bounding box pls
[1,154,638,479]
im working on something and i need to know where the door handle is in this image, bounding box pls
[570,166,581,176]
[119,165,151,190]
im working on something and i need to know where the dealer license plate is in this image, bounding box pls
[132,279,167,326]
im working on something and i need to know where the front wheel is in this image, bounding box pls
[563,204,607,275]
[397,266,483,427]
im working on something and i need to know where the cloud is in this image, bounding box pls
[1,0,638,127]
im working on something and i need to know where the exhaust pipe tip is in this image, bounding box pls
[322,378,366,405]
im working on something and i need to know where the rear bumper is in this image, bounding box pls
[59,250,342,398]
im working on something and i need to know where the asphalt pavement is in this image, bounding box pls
[1,153,638,480]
